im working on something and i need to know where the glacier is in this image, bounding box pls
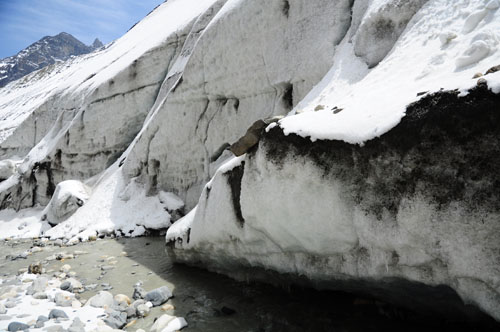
[0,0,499,322]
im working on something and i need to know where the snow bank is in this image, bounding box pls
[280,0,500,144]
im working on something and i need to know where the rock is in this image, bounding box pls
[29,276,49,294]
[132,285,146,300]
[0,315,12,321]
[84,283,98,291]
[33,292,48,299]
[60,264,71,273]
[16,314,30,318]
[4,301,16,308]
[221,306,236,315]
[7,322,30,331]
[60,281,72,291]
[87,291,114,308]
[485,64,500,75]
[42,180,91,225]
[131,299,145,309]
[103,310,127,329]
[136,303,150,317]
[144,286,172,306]
[125,306,136,318]
[53,239,64,247]
[156,316,188,332]
[0,303,6,314]
[37,315,49,323]
[114,294,131,305]
[150,314,176,332]
[44,325,65,332]
[100,265,114,271]
[54,292,73,307]
[0,160,16,180]
[124,319,136,328]
[161,303,175,311]
[68,317,85,332]
[49,308,69,319]
[71,300,82,308]
[0,288,17,300]
[30,246,43,253]
[28,262,43,274]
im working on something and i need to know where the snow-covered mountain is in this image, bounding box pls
[0,32,102,88]
[0,0,499,323]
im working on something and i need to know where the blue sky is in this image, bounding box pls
[0,0,164,58]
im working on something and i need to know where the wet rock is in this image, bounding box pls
[33,292,48,299]
[132,285,146,300]
[30,246,44,253]
[100,265,114,271]
[49,309,69,319]
[221,306,236,315]
[84,283,98,291]
[54,292,73,307]
[103,310,127,329]
[28,262,43,274]
[56,253,74,260]
[7,252,28,261]
[0,302,6,314]
[144,286,172,306]
[7,322,30,331]
[68,317,85,332]
[60,281,72,292]
[88,291,114,308]
[136,303,150,317]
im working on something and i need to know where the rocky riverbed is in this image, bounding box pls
[0,236,498,332]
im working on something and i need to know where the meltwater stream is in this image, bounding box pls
[0,237,497,332]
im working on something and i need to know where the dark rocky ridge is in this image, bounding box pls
[0,32,102,88]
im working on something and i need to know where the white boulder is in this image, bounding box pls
[42,180,91,225]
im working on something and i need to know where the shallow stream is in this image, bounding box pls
[0,237,497,332]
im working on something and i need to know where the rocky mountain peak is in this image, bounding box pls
[92,38,104,49]
[0,32,102,88]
